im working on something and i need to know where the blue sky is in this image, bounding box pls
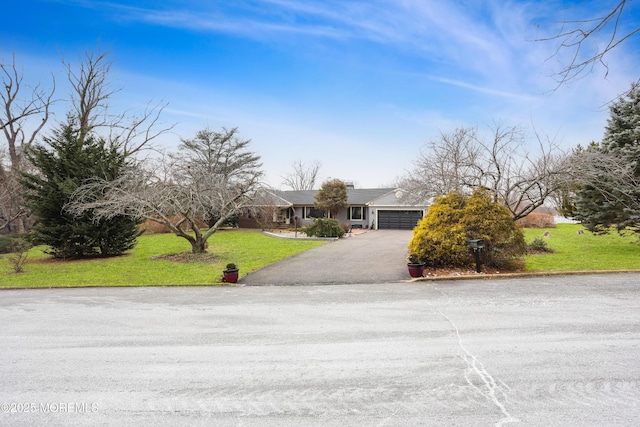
[2,0,639,188]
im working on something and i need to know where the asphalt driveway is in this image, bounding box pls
[241,230,413,285]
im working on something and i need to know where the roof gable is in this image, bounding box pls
[346,188,395,204]
[272,190,317,205]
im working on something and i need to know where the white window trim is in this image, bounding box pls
[303,206,330,220]
[348,206,364,221]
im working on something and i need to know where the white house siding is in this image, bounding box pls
[367,191,428,230]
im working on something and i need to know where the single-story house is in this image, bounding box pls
[240,186,429,230]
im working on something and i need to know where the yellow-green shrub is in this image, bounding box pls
[408,189,526,269]
[464,189,526,268]
[408,193,469,266]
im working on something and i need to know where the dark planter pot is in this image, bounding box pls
[222,268,239,283]
[407,263,425,278]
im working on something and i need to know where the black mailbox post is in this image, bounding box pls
[466,239,485,273]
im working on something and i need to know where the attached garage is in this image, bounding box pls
[377,210,424,230]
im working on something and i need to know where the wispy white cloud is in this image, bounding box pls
[424,74,540,101]
[36,0,640,188]
[51,0,637,92]
[55,1,556,85]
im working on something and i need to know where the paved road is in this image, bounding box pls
[242,230,413,285]
[2,274,640,426]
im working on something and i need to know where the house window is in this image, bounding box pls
[303,207,326,219]
[348,206,366,221]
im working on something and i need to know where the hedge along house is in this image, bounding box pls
[241,186,429,230]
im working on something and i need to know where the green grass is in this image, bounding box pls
[524,223,640,271]
[4,224,639,288]
[0,229,327,288]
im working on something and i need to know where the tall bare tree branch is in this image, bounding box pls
[538,1,639,88]
[64,49,174,155]
[281,159,321,190]
[401,123,572,220]
[64,50,114,141]
[0,52,55,232]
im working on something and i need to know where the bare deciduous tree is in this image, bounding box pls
[401,123,572,220]
[64,49,174,157]
[1,48,174,233]
[248,192,280,231]
[67,127,264,254]
[0,53,55,232]
[539,0,639,88]
[399,127,481,201]
[281,159,321,190]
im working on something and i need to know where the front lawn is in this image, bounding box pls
[524,223,640,271]
[0,229,327,288]
[4,224,640,288]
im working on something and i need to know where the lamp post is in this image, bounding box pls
[294,216,299,238]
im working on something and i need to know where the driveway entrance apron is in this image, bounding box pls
[240,230,413,286]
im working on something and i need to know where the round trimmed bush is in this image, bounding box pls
[408,189,526,269]
[303,218,345,238]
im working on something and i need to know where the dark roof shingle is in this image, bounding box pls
[272,188,395,205]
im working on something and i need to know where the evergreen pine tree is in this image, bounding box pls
[22,119,140,258]
[574,83,640,234]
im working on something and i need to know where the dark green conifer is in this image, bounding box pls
[574,84,640,234]
[22,119,140,258]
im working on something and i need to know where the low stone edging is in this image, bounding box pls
[262,231,338,241]
[409,269,640,282]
